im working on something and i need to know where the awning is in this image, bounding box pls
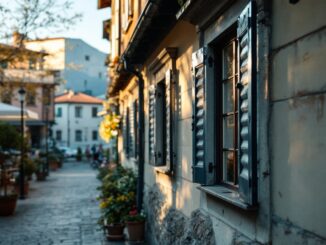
[0,102,39,121]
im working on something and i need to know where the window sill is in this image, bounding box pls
[154,166,173,175]
[197,185,257,211]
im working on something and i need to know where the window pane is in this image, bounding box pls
[222,43,234,79]
[222,80,234,113]
[223,151,235,183]
[223,115,234,149]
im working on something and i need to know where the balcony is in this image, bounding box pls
[2,69,55,85]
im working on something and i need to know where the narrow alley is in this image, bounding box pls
[0,161,105,245]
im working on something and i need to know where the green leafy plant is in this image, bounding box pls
[98,164,137,225]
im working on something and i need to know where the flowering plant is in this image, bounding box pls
[99,113,121,143]
[98,165,137,225]
[123,207,146,223]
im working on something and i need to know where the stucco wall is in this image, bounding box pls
[271,0,326,243]
[53,103,105,150]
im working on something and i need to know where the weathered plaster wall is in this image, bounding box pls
[271,0,326,243]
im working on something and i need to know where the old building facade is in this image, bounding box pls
[100,0,326,244]
[0,43,56,148]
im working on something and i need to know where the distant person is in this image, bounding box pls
[92,144,98,162]
[85,145,91,162]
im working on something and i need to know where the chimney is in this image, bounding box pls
[12,31,25,47]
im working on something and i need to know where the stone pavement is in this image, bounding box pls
[0,160,127,245]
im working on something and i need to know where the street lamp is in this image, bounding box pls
[18,87,26,200]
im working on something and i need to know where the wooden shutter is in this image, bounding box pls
[155,82,165,166]
[148,85,156,164]
[237,1,257,205]
[133,100,138,158]
[165,69,173,171]
[123,108,129,156]
[129,104,135,158]
[192,48,206,184]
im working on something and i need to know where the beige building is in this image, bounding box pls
[0,43,56,148]
[100,0,326,244]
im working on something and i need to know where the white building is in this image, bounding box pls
[24,38,108,96]
[53,91,105,150]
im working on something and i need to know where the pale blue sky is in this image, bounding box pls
[55,0,111,54]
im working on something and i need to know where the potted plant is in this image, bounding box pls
[98,164,137,241]
[24,158,36,181]
[0,152,18,216]
[48,153,59,171]
[34,158,46,181]
[124,208,146,242]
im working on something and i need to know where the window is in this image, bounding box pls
[0,61,8,69]
[192,2,257,207]
[0,88,12,104]
[56,130,62,141]
[29,59,36,70]
[75,130,82,142]
[148,69,173,169]
[122,0,133,31]
[56,107,62,117]
[26,89,36,106]
[43,87,51,105]
[92,130,98,141]
[75,106,82,118]
[220,39,238,186]
[85,55,90,61]
[92,107,98,117]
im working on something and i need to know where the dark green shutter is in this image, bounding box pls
[148,85,156,165]
[133,100,138,158]
[237,1,257,205]
[165,69,173,171]
[123,108,129,157]
[192,48,206,184]
[129,104,135,158]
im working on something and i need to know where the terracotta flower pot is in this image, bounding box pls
[49,161,59,171]
[0,194,18,216]
[105,223,125,241]
[126,221,145,241]
[15,181,29,197]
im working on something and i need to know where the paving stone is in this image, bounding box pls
[0,161,107,245]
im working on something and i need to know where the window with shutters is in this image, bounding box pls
[148,48,177,172]
[192,2,257,208]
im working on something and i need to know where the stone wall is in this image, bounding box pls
[145,184,215,245]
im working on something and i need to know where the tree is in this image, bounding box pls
[0,0,82,63]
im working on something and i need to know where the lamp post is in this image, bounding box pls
[45,105,49,176]
[18,87,26,200]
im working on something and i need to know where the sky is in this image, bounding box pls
[54,0,111,54]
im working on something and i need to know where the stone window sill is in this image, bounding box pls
[197,185,257,211]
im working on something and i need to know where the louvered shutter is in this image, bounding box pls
[122,108,129,156]
[133,100,138,158]
[237,1,257,205]
[192,48,206,184]
[155,82,165,166]
[129,104,135,158]
[165,69,173,171]
[148,85,156,165]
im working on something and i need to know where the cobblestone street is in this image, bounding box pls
[0,161,115,245]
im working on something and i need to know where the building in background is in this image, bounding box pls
[24,38,108,96]
[53,91,104,150]
[0,43,56,148]
[101,0,326,244]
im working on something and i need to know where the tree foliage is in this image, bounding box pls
[0,122,20,150]
[0,0,82,63]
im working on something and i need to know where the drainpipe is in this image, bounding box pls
[123,57,144,212]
